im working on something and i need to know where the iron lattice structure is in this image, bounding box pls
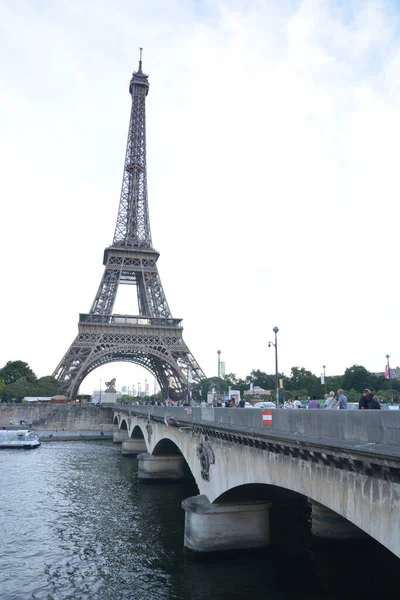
[53,55,205,399]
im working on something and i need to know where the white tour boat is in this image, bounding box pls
[0,430,41,449]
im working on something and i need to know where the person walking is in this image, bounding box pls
[335,389,348,409]
[308,396,321,409]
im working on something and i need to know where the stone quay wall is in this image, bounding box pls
[0,404,114,431]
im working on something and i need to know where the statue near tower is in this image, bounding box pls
[105,379,116,393]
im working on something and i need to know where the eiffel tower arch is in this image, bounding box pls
[53,51,205,400]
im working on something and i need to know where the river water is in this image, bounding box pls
[1,441,399,600]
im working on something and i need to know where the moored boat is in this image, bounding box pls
[0,430,41,449]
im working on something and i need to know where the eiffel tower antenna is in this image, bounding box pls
[53,58,205,400]
[138,47,143,72]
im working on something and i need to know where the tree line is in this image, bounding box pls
[0,360,398,404]
[0,361,60,402]
[191,364,400,404]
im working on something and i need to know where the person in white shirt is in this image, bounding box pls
[293,395,302,408]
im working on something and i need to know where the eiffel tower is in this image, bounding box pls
[53,51,205,400]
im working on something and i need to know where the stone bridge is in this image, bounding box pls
[112,405,400,557]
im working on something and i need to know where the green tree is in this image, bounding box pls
[375,390,390,403]
[342,365,374,393]
[1,377,32,402]
[345,388,360,404]
[192,377,223,401]
[224,373,248,396]
[246,369,275,391]
[77,394,91,402]
[325,375,343,396]
[0,361,37,385]
[118,394,131,404]
[286,367,322,397]
[34,376,60,397]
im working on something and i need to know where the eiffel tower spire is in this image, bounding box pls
[53,55,205,399]
[114,48,151,249]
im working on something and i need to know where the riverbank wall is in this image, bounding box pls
[39,431,114,442]
[0,404,114,431]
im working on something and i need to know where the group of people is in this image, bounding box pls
[323,390,348,409]
[284,390,348,409]
[284,396,304,409]
[283,388,382,410]
[142,389,382,410]
[358,388,381,410]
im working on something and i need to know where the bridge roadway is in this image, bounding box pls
[112,404,400,557]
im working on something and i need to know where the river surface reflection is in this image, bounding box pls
[1,441,399,600]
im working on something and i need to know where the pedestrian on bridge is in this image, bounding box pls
[293,396,303,409]
[359,389,370,410]
[335,389,348,409]
[366,392,381,410]
[326,391,336,409]
[308,396,321,409]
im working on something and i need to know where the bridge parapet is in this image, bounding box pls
[114,404,400,451]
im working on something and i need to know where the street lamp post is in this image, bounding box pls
[268,327,279,406]
[217,350,221,403]
[386,354,393,404]
[99,379,102,405]
[323,365,327,395]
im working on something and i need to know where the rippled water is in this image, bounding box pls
[1,442,399,600]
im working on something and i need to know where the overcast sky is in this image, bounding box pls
[1,0,399,395]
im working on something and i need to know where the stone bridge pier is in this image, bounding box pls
[112,406,400,557]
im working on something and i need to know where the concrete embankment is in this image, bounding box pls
[0,404,114,431]
[37,429,114,442]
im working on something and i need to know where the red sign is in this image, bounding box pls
[262,410,273,425]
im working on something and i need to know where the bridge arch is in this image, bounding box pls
[153,438,184,455]
[214,483,300,503]
[131,425,145,439]
[214,481,367,542]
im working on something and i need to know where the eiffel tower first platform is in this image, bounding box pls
[53,52,205,400]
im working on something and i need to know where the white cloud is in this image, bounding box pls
[0,0,399,394]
